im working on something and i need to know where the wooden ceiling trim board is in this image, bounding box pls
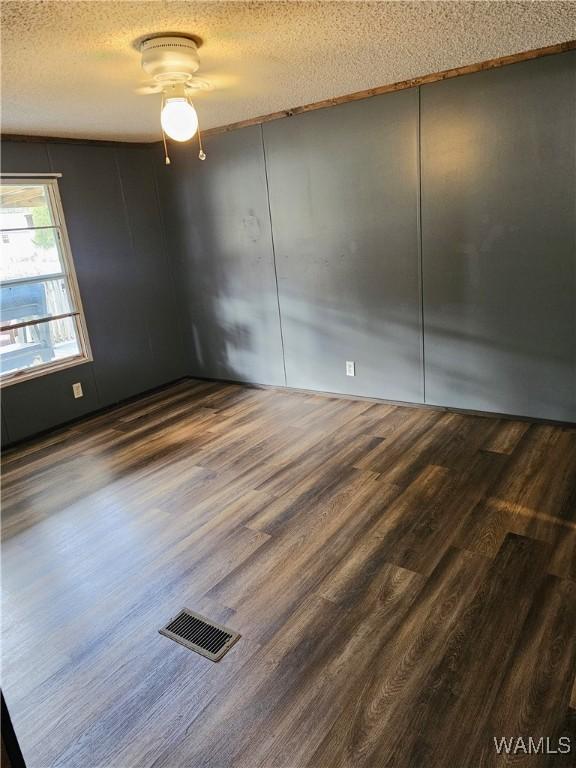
[1,41,574,146]
[203,40,576,137]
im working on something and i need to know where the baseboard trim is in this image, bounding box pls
[187,375,576,428]
[2,374,573,451]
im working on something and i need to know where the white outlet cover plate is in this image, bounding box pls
[346,361,355,376]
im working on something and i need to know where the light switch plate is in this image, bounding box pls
[346,361,355,377]
[72,382,83,399]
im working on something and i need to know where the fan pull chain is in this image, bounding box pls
[198,123,206,161]
[161,94,171,165]
[162,131,171,165]
[185,95,206,161]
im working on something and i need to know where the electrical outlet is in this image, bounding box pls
[346,361,355,377]
[72,382,83,399]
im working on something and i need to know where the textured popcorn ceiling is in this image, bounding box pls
[1,1,575,141]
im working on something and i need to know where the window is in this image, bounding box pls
[0,177,91,385]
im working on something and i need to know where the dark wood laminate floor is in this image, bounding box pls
[2,379,576,768]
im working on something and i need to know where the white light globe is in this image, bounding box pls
[161,98,198,142]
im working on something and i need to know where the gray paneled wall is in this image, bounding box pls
[116,146,185,392]
[158,127,285,386]
[263,90,423,401]
[163,51,574,422]
[1,140,184,443]
[420,51,576,422]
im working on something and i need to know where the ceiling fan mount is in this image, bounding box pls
[138,34,208,92]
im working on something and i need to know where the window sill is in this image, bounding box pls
[0,354,93,388]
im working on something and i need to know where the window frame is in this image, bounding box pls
[0,175,93,387]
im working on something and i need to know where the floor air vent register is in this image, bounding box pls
[159,608,240,661]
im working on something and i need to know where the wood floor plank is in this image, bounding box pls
[481,418,530,454]
[458,425,576,580]
[248,563,425,768]
[1,379,574,768]
[309,546,492,768]
[475,574,576,767]
[375,534,551,768]
[207,467,383,641]
[148,594,342,768]
[311,535,550,768]
[32,598,257,768]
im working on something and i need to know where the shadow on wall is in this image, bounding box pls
[157,145,244,384]
[157,134,285,387]
[156,122,574,422]
[159,140,573,419]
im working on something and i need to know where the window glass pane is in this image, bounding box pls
[0,316,81,377]
[0,227,64,281]
[1,277,75,326]
[0,179,89,382]
[0,184,55,231]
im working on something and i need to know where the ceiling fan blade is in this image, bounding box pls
[190,72,237,91]
[135,83,163,95]
[185,77,213,92]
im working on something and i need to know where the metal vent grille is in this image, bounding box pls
[159,608,240,661]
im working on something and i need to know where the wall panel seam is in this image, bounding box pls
[417,86,426,403]
[260,123,288,386]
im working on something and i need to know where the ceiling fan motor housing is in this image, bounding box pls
[140,35,200,84]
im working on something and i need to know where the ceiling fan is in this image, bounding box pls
[137,34,210,164]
